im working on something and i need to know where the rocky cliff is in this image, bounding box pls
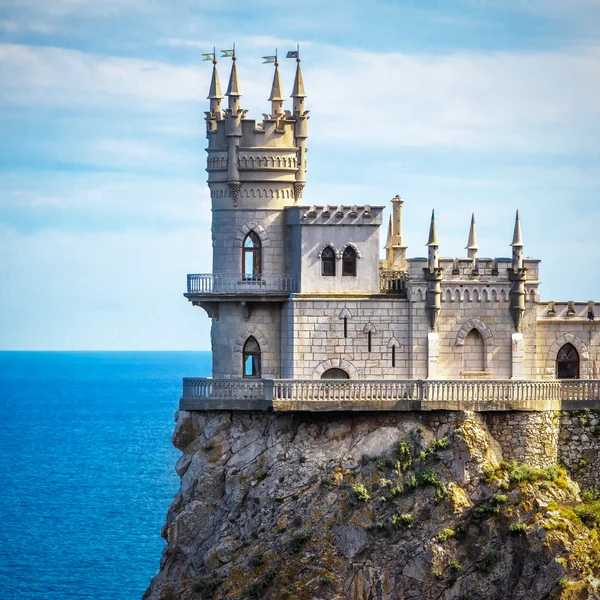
[145,411,600,600]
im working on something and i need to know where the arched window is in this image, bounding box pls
[243,232,262,278]
[321,246,336,276]
[242,336,261,378]
[321,368,349,380]
[342,246,357,276]
[463,329,485,372]
[557,343,579,379]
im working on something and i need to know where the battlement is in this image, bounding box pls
[205,54,308,209]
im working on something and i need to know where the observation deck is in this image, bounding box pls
[185,271,406,300]
[180,378,600,412]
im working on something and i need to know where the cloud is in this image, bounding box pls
[0,172,210,229]
[2,41,599,155]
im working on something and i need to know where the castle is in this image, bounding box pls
[182,52,600,410]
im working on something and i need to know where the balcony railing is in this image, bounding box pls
[181,378,600,409]
[380,270,407,294]
[186,274,297,295]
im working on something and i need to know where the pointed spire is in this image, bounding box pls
[427,210,439,246]
[385,215,392,248]
[268,63,285,102]
[291,58,306,98]
[511,210,523,247]
[466,213,478,257]
[226,55,241,98]
[207,61,223,100]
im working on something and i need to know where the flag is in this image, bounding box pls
[286,50,298,59]
[202,53,215,61]
[221,49,234,57]
[262,55,277,64]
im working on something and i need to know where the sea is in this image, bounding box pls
[0,351,211,600]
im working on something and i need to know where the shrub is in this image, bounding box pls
[349,483,371,503]
[437,528,455,542]
[395,440,413,471]
[290,530,311,553]
[509,523,527,534]
[405,474,419,490]
[475,549,500,573]
[420,468,441,487]
[392,513,413,529]
[581,488,600,502]
[435,484,450,503]
[574,500,600,529]
[448,560,461,573]
[429,436,449,453]
[192,575,224,599]
[506,462,565,486]
[492,494,508,504]
[319,575,333,585]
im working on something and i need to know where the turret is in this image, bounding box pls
[291,56,308,201]
[389,195,408,270]
[226,55,242,114]
[511,210,524,270]
[508,210,527,332]
[425,210,442,332]
[207,59,223,116]
[427,209,439,270]
[268,61,285,118]
[466,213,478,261]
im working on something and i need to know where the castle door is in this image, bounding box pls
[321,368,349,380]
[556,343,579,379]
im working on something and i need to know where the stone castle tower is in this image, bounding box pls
[185,51,600,399]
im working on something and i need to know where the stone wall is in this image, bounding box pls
[559,409,600,489]
[285,297,411,379]
[485,412,559,468]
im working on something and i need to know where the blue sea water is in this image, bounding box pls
[0,351,211,600]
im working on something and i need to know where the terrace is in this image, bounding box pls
[180,378,600,412]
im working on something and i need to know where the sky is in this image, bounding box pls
[0,0,599,351]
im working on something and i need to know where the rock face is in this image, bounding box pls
[145,411,600,600]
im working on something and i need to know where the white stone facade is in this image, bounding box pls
[190,56,600,383]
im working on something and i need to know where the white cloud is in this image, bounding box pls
[2,41,599,155]
[0,172,210,225]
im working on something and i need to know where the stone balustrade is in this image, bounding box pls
[186,274,297,295]
[180,377,600,412]
[379,270,407,294]
[186,272,407,295]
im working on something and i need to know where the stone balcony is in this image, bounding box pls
[180,378,600,412]
[185,271,407,299]
[185,274,297,307]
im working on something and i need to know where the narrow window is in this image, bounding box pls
[243,232,262,279]
[392,345,396,367]
[342,246,357,276]
[242,336,261,378]
[368,331,372,352]
[321,246,336,276]
[344,317,348,338]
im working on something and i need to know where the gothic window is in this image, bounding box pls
[556,343,579,379]
[463,329,485,372]
[243,232,262,278]
[342,246,357,276]
[321,368,349,380]
[321,246,336,276]
[242,336,261,378]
